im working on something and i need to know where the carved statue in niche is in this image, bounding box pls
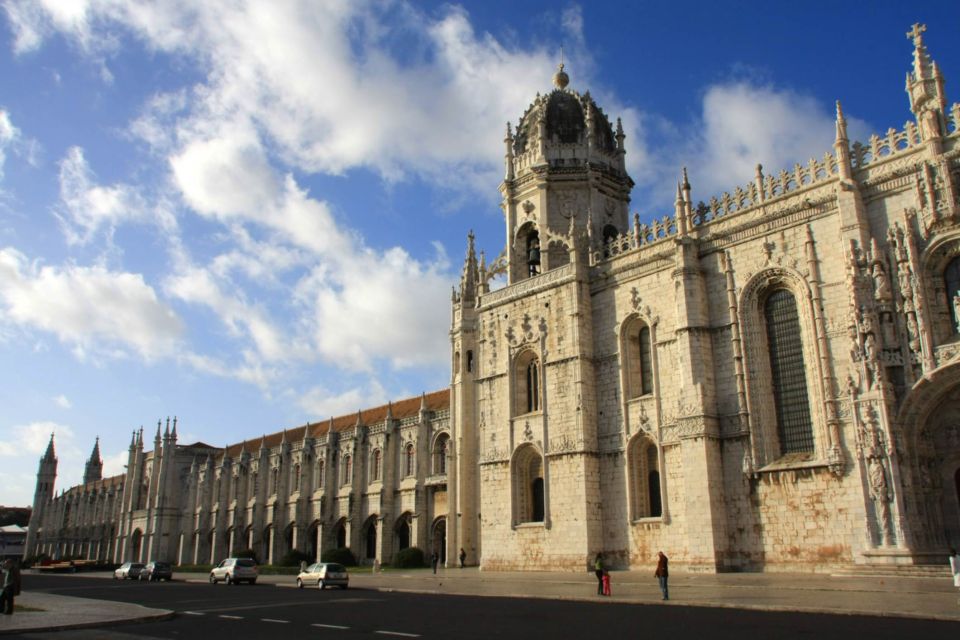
[872,262,892,302]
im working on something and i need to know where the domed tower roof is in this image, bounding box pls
[512,65,617,156]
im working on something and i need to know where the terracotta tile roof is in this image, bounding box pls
[220,389,449,458]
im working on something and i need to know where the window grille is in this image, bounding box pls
[526,360,540,412]
[639,326,653,395]
[764,290,815,454]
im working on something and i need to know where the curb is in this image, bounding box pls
[0,609,175,636]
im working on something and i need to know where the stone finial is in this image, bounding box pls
[835,101,848,141]
[171,416,178,441]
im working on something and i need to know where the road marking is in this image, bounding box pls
[182,611,204,616]
[375,632,421,638]
[219,614,243,620]
[261,618,289,623]
[312,624,350,630]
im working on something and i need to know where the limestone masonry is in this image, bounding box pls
[25,24,960,572]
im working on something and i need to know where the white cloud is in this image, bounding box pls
[57,146,176,245]
[101,448,128,478]
[677,80,871,202]
[0,420,72,457]
[0,247,184,360]
[298,379,389,419]
[0,109,19,180]
[53,394,72,409]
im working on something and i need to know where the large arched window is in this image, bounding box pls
[765,289,815,455]
[944,256,960,332]
[629,435,662,519]
[433,434,449,475]
[514,350,541,415]
[512,445,545,525]
[404,443,415,477]
[623,317,655,399]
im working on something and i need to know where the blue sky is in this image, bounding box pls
[0,1,958,507]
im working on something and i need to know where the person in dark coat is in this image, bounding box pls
[654,551,669,600]
[431,551,439,574]
[0,559,20,615]
[459,548,466,568]
[593,553,604,595]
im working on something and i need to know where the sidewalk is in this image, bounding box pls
[0,591,173,635]
[1,567,957,635]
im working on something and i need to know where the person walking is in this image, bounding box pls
[459,548,466,568]
[593,553,604,595]
[654,551,669,601]
[601,569,612,596]
[0,559,18,615]
[950,547,960,592]
[431,551,439,574]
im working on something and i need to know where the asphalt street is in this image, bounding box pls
[9,574,959,639]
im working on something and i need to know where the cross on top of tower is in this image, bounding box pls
[906,23,926,46]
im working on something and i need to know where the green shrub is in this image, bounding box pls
[174,563,213,573]
[278,549,313,567]
[22,554,50,568]
[256,565,300,575]
[320,547,357,566]
[393,547,425,568]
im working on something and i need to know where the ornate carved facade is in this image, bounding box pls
[25,24,960,572]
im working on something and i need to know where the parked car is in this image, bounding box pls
[113,562,144,580]
[139,561,173,582]
[209,557,258,585]
[296,562,349,590]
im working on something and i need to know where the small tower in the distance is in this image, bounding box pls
[24,434,58,559]
[83,437,103,485]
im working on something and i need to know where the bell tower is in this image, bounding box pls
[500,64,633,284]
[24,434,58,559]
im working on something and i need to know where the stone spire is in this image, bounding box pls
[834,101,853,181]
[459,230,479,305]
[171,416,178,441]
[42,433,57,462]
[83,437,103,484]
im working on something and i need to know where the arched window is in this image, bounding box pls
[371,449,382,482]
[512,445,545,524]
[404,443,415,477]
[433,434,449,475]
[341,454,352,486]
[629,435,662,519]
[944,256,960,332]
[526,231,541,277]
[316,459,324,489]
[515,351,541,415]
[624,318,654,399]
[765,289,815,455]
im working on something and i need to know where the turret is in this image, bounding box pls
[83,437,103,485]
[500,63,634,284]
[904,23,948,146]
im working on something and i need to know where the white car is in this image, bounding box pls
[296,562,349,590]
[114,562,144,580]
[209,557,258,585]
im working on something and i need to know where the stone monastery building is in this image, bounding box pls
[25,25,960,572]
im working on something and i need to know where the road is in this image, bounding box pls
[9,574,958,639]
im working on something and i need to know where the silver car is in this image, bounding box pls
[113,562,144,580]
[209,557,258,585]
[296,562,349,590]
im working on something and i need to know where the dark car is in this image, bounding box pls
[139,561,173,582]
